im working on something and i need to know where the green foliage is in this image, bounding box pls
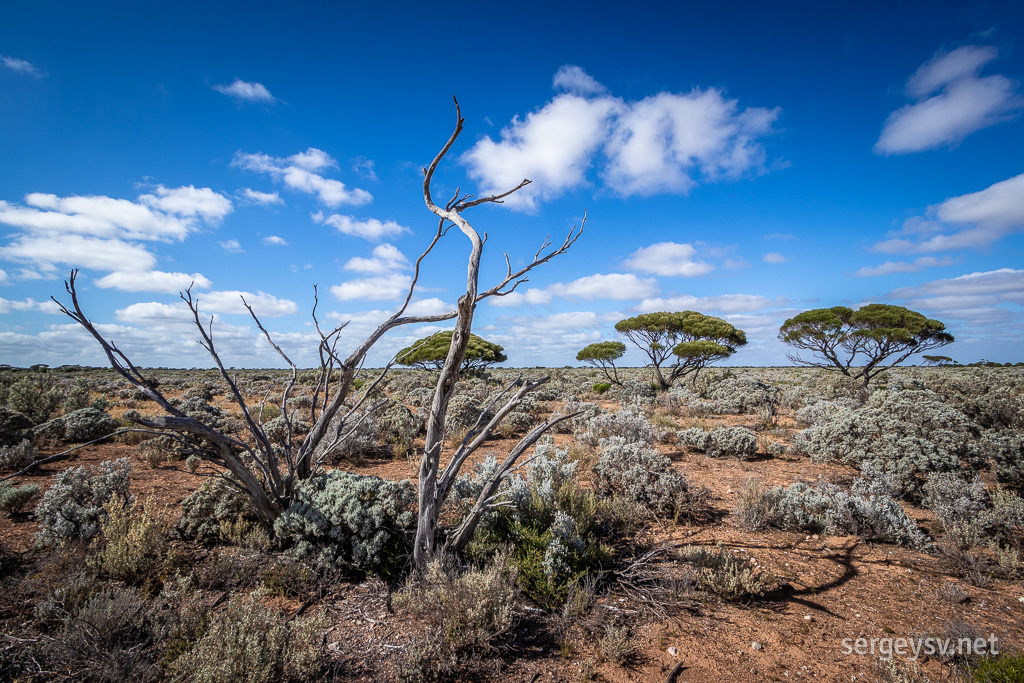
[396,331,507,371]
[0,481,40,515]
[970,652,1024,682]
[89,496,165,584]
[0,407,34,447]
[592,382,611,394]
[577,341,626,385]
[35,458,133,544]
[169,588,326,683]
[780,304,954,385]
[1,373,64,424]
[615,311,746,389]
[273,470,415,577]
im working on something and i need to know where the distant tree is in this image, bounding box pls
[396,331,506,372]
[576,341,626,386]
[615,312,747,390]
[921,355,956,367]
[779,304,953,386]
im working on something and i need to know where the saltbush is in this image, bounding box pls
[593,436,702,519]
[36,407,119,444]
[0,438,35,471]
[35,458,132,544]
[679,426,758,459]
[0,481,40,515]
[273,470,415,577]
[577,407,654,447]
[176,478,256,546]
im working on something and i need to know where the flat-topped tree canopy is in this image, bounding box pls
[576,341,627,385]
[779,303,954,385]
[396,331,507,372]
[615,311,747,389]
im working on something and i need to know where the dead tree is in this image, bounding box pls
[53,100,583,567]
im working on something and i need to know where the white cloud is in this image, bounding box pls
[602,90,779,196]
[547,273,658,301]
[240,188,283,205]
[464,67,779,210]
[315,213,409,241]
[212,78,276,103]
[0,269,7,284]
[886,269,1024,332]
[330,274,413,302]
[404,298,454,316]
[196,290,299,317]
[95,270,212,293]
[0,297,40,314]
[0,233,157,273]
[635,293,777,314]
[552,64,607,96]
[762,252,787,263]
[1,55,45,78]
[262,235,288,246]
[138,185,233,222]
[487,288,553,308]
[873,173,1024,253]
[622,241,715,277]
[876,45,1022,155]
[232,149,372,207]
[343,243,410,274]
[890,268,1024,301]
[220,239,243,253]
[463,94,619,212]
[854,256,954,277]
[115,301,195,325]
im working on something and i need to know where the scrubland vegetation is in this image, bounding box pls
[1,363,1023,681]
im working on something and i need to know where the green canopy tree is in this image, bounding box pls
[779,304,953,386]
[576,341,626,386]
[922,355,956,367]
[396,331,507,372]
[615,311,747,390]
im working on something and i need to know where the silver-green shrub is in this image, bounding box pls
[577,407,654,447]
[705,376,779,415]
[795,389,980,495]
[35,407,119,444]
[0,438,35,471]
[176,478,255,546]
[593,435,700,519]
[679,426,757,459]
[35,458,132,543]
[273,470,414,576]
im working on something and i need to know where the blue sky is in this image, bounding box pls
[2,0,1023,368]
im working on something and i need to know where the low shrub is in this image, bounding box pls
[678,545,774,600]
[0,481,40,515]
[577,407,654,447]
[35,458,132,544]
[593,436,704,520]
[89,496,165,584]
[176,478,256,546]
[592,382,611,394]
[35,407,119,444]
[679,426,758,459]
[735,478,930,549]
[0,438,35,471]
[168,588,326,683]
[273,470,415,578]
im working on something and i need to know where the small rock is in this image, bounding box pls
[811,534,819,540]
[752,641,763,651]
[668,647,679,656]
[804,615,813,622]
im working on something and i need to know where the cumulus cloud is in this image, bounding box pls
[232,149,372,207]
[547,273,658,301]
[0,297,42,314]
[314,212,409,241]
[212,78,276,103]
[240,188,283,205]
[635,293,778,314]
[262,235,288,246]
[854,256,954,277]
[0,268,8,284]
[762,252,787,263]
[0,233,157,273]
[95,270,213,293]
[330,274,413,302]
[884,268,1024,336]
[343,243,410,274]
[873,173,1024,253]
[876,45,1022,154]
[622,242,715,277]
[463,66,779,211]
[220,239,243,253]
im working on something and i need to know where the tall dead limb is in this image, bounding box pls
[412,98,583,569]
